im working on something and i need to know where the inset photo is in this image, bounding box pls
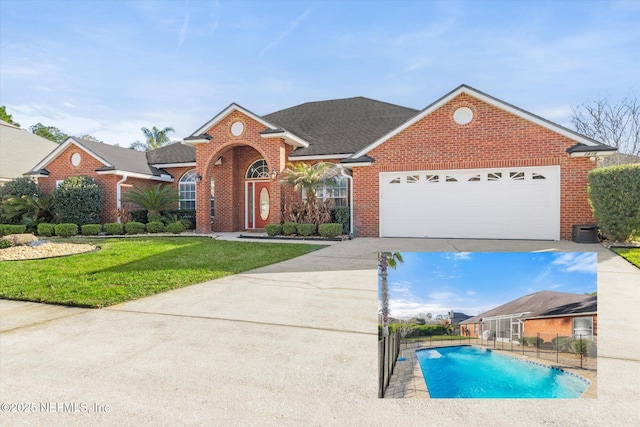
[378,252,597,399]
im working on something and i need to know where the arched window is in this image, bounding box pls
[179,170,197,210]
[246,159,270,179]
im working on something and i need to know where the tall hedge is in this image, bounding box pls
[52,176,104,226]
[588,164,640,242]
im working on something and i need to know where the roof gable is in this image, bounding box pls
[265,97,419,158]
[1,121,59,180]
[351,84,614,159]
[190,103,278,137]
[28,137,171,180]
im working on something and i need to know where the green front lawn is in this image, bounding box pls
[0,237,322,308]
[612,247,640,269]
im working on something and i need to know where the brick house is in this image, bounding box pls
[184,84,615,239]
[26,85,616,237]
[25,137,195,223]
[459,290,597,343]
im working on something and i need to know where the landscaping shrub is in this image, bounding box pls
[297,223,316,236]
[0,177,43,224]
[519,336,543,347]
[265,224,282,236]
[552,336,574,353]
[146,221,165,233]
[52,176,103,226]
[161,209,196,227]
[166,221,185,234]
[588,164,640,241]
[0,239,12,249]
[37,223,56,237]
[54,223,78,238]
[318,223,342,238]
[401,324,447,338]
[103,223,124,235]
[282,222,297,235]
[130,209,148,224]
[0,224,27,236]
[81,224,102,236]
[125,221,146,235]
[332,206,350,234]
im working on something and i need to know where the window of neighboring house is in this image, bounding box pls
[573,317,594,340]
[303,176,349,207]
[179,170,197,210]
[210,178,215,217]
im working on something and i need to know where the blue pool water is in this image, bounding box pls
[416,346,589,398]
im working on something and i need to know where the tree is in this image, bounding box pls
[78,134,103,143]
[52,176,103,225]
[280,162,338,225]
[29,123,69,144]
[0,106,20,127]
[122,184,179,222]
[129,126,174,151]
[572,92,640,162]
[378,251,404,338]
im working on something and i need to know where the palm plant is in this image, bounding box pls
[129,126,175,151]
[379,252,404,338]
[1,194,53,222]
[280,162,338,225]
[122,184,179,222]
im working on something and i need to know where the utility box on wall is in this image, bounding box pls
[572,224,599,243]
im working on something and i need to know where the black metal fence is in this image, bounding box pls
[408,333,596,371]
[378,332,400,398]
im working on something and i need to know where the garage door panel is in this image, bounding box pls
[379,166,560,240]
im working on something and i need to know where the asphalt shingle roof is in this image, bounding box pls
[1,120,58,180]
[262,97,419,157]
[71,138,167,177]
[146,142,196,164]
[460,291,597,324]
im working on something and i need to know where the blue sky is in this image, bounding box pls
[1,0,638,147]
[381,252,597,319]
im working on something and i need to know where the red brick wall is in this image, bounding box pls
[524,315,597,338]
[37,144,173,223]
[195,111,290,233]
[351,93,598,238]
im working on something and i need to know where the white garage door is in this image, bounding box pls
[380,166,560,240]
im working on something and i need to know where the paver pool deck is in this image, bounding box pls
[1,237,638,426]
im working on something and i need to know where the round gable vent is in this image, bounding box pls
[231,121,244,136]
[453,107,473,125]
[71,152,81,166]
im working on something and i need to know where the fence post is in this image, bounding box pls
[556,333,558,364]
[580,334,583,369]
[537,332,540,359]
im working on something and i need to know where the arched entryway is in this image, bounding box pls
[245,159,272,229]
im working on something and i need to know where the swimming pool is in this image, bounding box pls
[416,346,589,398]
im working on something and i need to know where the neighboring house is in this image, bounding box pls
[448,310,472,326]
[459,290,597,342]
[25,85,617,238]
[184,84,616,239]
[25,137,195,223]
[0,120,58,185]
[598,152,640,167]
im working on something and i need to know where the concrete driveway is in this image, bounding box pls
[1,238,639,426]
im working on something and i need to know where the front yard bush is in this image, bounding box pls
[297,223,316,236]
[125,221,146,235]
[282,222,297,235]
[332,206,350,234]
[588,164,640,242]
[318,223,342,238]
[104,223,124,235]
[0,239,12,249]
[54,223,78,238]
[37,223,56,237]
[146,221,165,233]
[265,224,282,236]
[0,224,27,236]
[81,224,102,236]
[552,336,574,352]
[52,175,104,226]
[166,222,186,234]
[0,177,42,224]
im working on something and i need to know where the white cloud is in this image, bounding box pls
[551,253,597,274]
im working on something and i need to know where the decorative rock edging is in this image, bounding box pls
[0,242,99,261]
